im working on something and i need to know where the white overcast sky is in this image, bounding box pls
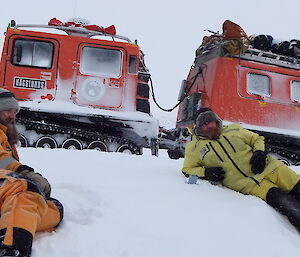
[1,0,299,124]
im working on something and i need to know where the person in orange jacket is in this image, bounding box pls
[0,89,63,257]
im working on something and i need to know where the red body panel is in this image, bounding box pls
[176,53,300,131]
[0,27,143,112]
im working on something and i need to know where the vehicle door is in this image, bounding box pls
[74,43,126,109]
[3,35,59,101]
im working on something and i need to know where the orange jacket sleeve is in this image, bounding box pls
[0,127,21,171]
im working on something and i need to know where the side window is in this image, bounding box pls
[80,47,122,78]
[291,81,300,103]
[129,55,137,74]
[12,39,54,69]
[247,73,270,97]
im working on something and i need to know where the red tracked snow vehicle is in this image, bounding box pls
[0,18,158,155]
[160,20,300,165]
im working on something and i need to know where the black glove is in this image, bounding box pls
[15,164,34,173]
[250,150,267,174]
[15,165,51,198]
[204,167,225,182]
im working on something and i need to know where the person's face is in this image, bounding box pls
[0,108,17,126]
[198,121,221,139]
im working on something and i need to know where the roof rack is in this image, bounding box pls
[238,48,300,70]
[10,22,132,43]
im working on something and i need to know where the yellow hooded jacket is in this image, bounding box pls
[182,123,284,195]
[0,124,21,171]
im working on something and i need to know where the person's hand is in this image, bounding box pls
[16,166,51,198]
[204,167,225,182]
[250,150,267,174]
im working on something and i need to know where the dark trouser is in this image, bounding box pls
[266,186,300,230]
[289,180,300,200]
[249,165,300,231]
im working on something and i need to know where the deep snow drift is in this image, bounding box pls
[16,147,300,257]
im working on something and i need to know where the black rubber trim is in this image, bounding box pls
[137,83,149,98]
[136,99,150,114]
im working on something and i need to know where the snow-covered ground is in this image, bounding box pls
[17,147,300,257]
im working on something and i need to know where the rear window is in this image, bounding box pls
[129,55,137,74]
[291,80,300,103]
[80,47,122,78]
[12,39,54,69]
[247,73,270,97]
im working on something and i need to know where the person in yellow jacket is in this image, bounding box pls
[0,89,63,257]
[182,108,300,231]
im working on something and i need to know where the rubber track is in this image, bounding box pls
[16,117,140,153]
[266,143,300,164]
